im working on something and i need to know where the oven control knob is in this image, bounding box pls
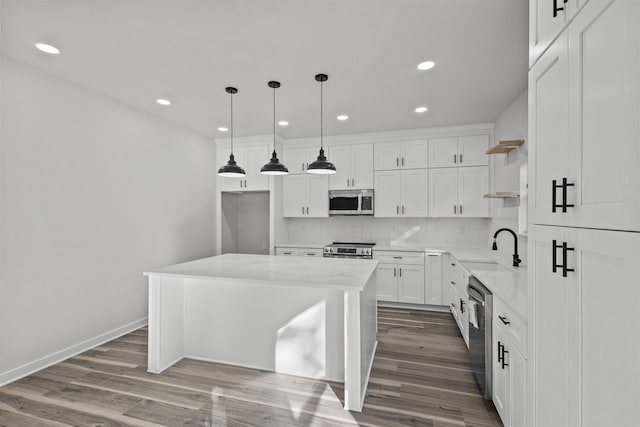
[365,248,371,255]
[324,247,330,253]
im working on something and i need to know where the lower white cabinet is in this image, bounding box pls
[282,174,328,217]
[448,257,469,346]
[424,252,443,305]
[528,224,640,427]
[374,251,425,303]
[275,247,323,257]
[493,297,527,427]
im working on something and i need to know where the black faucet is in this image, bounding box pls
[492,228,521,267]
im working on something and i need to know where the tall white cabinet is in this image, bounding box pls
[528,1,640,426]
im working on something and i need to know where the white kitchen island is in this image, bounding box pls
[144,253,378,412]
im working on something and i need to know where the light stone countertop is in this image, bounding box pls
[464,265,527,320]
[145,253,378,291]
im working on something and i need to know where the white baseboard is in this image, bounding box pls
[0,317,148,387]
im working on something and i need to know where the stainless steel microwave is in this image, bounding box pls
[328,189,374,216]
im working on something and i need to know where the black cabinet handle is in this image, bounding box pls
[498,315,510,325]
[460,299,465,313]
[552,240,575,277]
[552,178,575,212]
[553,0,565,17]
[502,348,509,369]
[498,341,503,363]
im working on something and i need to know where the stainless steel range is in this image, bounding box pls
[323,242,375,259]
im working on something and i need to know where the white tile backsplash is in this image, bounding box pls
[283,217,490,248]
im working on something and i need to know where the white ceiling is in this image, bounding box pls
[1,0,528,139]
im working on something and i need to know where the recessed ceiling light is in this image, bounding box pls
[415,106,428,113]
[218,127,228,132]
[337,115,349,121]
[278,121,289,126]
[156,98,171,106]
[417,61,435,71]
[35,43,61,55]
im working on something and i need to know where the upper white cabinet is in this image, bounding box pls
[217,145,270,191]
[282,174,328,218]
[529,0,640,232]
[282,146,319,174]
[328,144,374,190]
[428,135,489,168]
[374,140,428,170]
[428,167,489,217]
[528,224,640,427]
[375,169,428,217]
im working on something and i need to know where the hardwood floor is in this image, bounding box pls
[0,307,502,426]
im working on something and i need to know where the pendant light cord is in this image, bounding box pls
[230,92,234,155]
[320,79,323,149]
[273,85,276,152]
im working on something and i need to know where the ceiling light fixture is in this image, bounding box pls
[218,127,228,132]
[260,81,289,176]
[307,74,336,175]
[217,87,246,178]
[278,121,289,126]
[156,98,171,106]
[337,115,349,121]
[415,106,428,113]
[417,61,435,70]
[35,43,61,55]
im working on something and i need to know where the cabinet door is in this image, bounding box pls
[528,33,570,227]
[458,135,489,166]
[428,168,458,217]
[401,169,428,217]
[529,0,568,67]
[376,263,398,302]
[510,348,526,427]
[282,175,307,217]
[528,225,579,427]
[244,146,270,190]
[328,145,352,190]
[449,283,460,324]
[374,170,401,217]
[351,144,374,189]
[458,166,489,217]
[275,248,300,256]
[306,175,329,217]
[428,137,458,168]
[401,140,428,169]
[283,147,312,174]
[493,326,510,424]
[374,142,400,171]
[424,253,443,305]
[568,0,640,232]
[398,264,425,304]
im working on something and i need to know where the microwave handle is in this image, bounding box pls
[357,193,362,212]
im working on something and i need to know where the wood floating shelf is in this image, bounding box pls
[483,192,520,199]
[486,139,524,154]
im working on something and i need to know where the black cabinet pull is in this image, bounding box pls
[553,0,565,17]
[502,348,509,369]
[460,299,465,313]
[552,178,575,212]
[552,240,575,277]
[498,315,510,325]
[498,341,503,363]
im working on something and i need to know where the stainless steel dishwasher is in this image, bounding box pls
[468,277,493,399]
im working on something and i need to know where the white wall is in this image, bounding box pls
[0,58,217,384]
[489,89,528,265]
[221,192,269,255]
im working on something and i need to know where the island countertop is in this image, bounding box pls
[144,253,379,291]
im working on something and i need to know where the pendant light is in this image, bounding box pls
[217,87,246,177]
[306,73,336,174]
[260,81,289,175]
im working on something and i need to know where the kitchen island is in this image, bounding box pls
[144,253,378,412]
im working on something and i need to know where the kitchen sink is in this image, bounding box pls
[461,261,513,273]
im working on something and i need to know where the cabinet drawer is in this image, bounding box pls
[373,251,424,265]
[494,297,526,356]
[300,249,323,257]
[276,248,299,256]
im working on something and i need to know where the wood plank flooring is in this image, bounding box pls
[0,307,502,426]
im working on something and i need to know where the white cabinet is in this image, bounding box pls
[493,297,527,427]
[528,224,640,427]
[448,258,469,347]
[328,144,374,190]
[374,140,428,170]
[424,252,443,305]
[374,251,425,304]
[217,145,270,191]
[275,247,323,257]
[428,167,489,217]
[282,174,328,218]
[529,0,640,232]
[282,146,318,174]
[428,135,489,168]
[374,169,428,217]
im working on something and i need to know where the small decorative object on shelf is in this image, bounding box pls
[486,139,524,155]
[483,192,520,199]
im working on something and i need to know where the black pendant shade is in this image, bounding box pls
[261,81,289,175]
[218,86,246,178]
[307,73,336,174]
